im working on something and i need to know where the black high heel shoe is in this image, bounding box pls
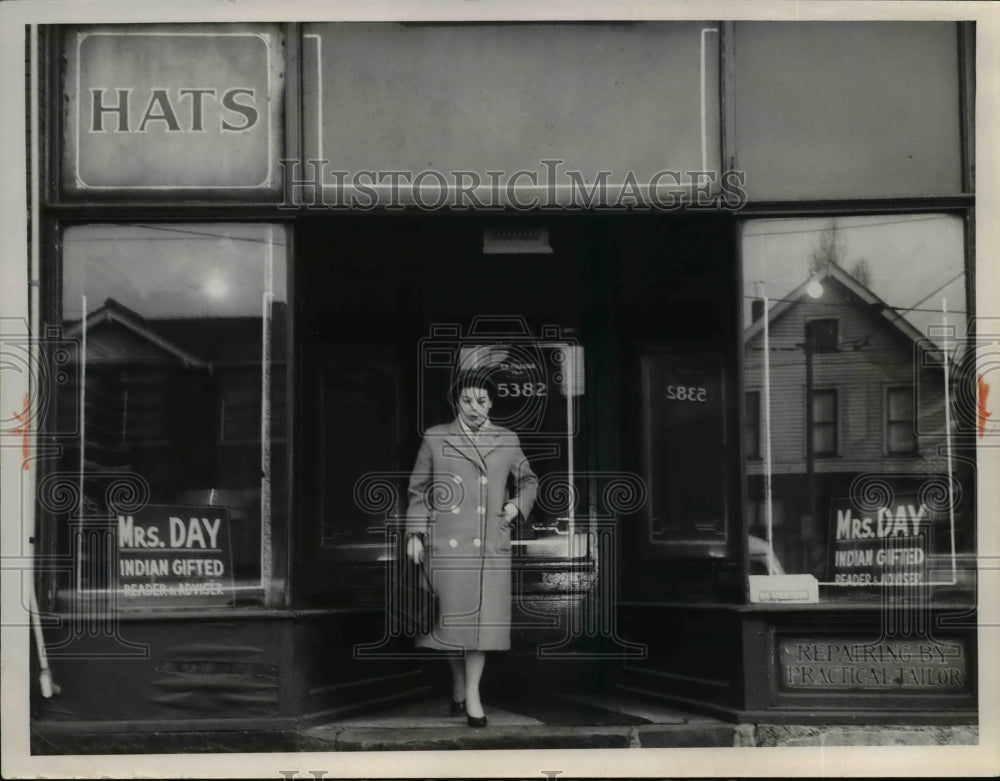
[450,700,466,716]
[466,714,487,728]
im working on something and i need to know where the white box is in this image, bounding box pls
[748,574,819,604]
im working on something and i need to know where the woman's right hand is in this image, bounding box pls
[406,534,424,565]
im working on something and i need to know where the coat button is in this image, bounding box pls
[479,476,489,485]
[449,539,458,548]
[473,538,481,547]
[477,506,485,515]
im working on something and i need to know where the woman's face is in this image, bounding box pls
[456,385,492,430]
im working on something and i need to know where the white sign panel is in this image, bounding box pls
[62,24,283,194]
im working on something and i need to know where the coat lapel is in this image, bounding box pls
[442,420,488,473]
[476,428,503,461]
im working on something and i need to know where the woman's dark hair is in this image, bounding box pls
[449,370,497,407]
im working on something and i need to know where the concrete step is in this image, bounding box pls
[298,692,744,750]
[302,723,741,752]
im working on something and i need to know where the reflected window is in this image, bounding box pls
[807,319,838,353]
[219,371,286,443]
[887,385,918,454]
[812,389,838,456]
[745,391,761,460]
[121,373,168,443]
[49,223,288,609]
[221,383,259,442]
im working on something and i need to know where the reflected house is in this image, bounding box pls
[743,264,952,576]
[58,298,287,592]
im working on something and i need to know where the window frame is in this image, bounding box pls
[43,220,292,613]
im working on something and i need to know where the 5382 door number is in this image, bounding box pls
[666,385,707,402]
[497,382,547,398]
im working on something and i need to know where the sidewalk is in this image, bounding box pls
[31,691,977,754]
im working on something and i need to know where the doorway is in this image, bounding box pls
[293,213,741,704]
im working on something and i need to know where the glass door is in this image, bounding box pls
[295,217,592,602]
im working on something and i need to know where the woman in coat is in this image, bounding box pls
[405,371,537,727]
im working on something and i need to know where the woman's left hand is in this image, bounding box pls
[499,502,519,522]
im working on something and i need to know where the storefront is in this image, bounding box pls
[18,19,977,742]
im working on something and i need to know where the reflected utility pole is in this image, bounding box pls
[803,320,818,566]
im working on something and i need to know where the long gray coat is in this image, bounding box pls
[406,420,537,651]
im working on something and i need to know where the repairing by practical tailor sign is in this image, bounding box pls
[117,505,234,606]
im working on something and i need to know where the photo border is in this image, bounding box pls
[1,1,997,778]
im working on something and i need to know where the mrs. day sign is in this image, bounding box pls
[117,505,234,607]
[62,24,284,195]
[828,496,937,586]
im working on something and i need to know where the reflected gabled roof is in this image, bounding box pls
[744,263,943,363]
[64,298,210,369]
[62,298,288,366]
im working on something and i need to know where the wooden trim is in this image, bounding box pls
[43,203,300,221]
[733,217,752,591]
[719,21,737,175]
[616,599,976,613]
[736,198,973,218]
[958,21,975,195]
[32,715,305,734]
[740,616,769,710]
[965,208,976,332]
[36,212,63,615]
[283,224,297,610]
[39,605,381,622]
[280,22,302,611]
[44,24,63,205]
[285,23,302,194]
[44,200,978,221]
[730,709,977,726]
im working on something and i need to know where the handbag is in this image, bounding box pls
[394,553,438,636]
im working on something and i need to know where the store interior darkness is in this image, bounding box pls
[295,214,742,609]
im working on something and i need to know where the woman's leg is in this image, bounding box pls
[464,651,486,718]
[447,654,466,703]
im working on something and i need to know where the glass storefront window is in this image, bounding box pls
[47,223,287,609]
[741,214,973,595]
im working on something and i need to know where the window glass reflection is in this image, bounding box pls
[53,223,287,607]
[741,215,972,590]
